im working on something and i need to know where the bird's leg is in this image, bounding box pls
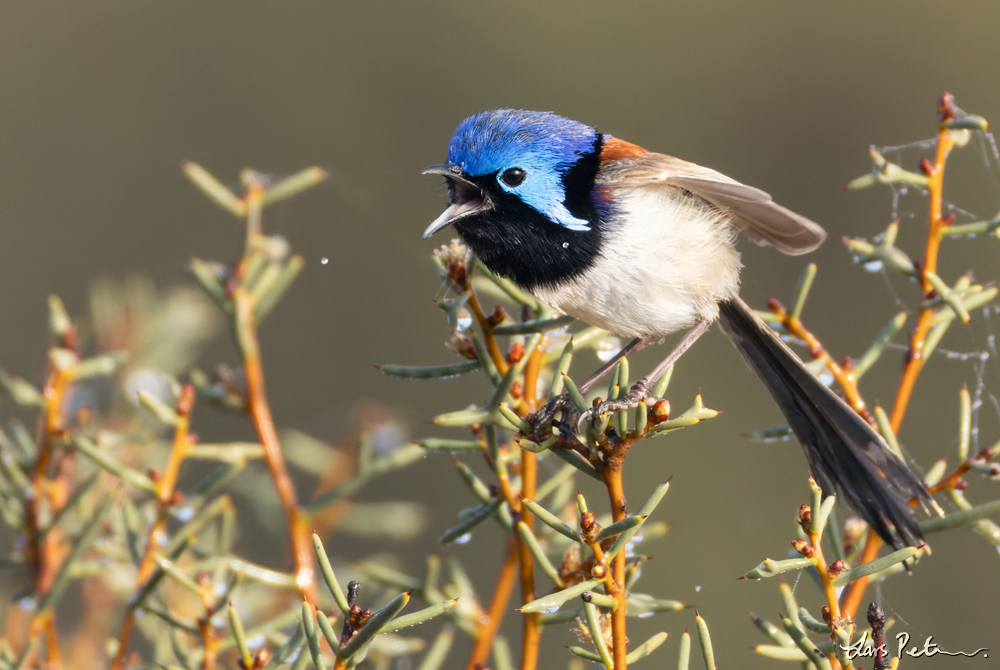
[578,335,655,394]
[527,336,652,430]
[578,319,712,430]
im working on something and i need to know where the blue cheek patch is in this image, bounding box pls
[495,165,591,232]
[543,204,591,232]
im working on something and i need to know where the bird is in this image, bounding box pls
[421,108,934,549]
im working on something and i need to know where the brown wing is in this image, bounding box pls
[597,152,826,256]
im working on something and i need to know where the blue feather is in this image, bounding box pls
[447,109,600,231]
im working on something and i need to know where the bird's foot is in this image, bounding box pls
[527,394,581,434]
[577,382,652,432]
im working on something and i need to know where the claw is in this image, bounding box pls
[576,384,653,432]
[527,394,581,434]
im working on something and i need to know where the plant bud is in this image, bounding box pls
[797,504,812,532]
[448,330,477,360]
[791,539,815,558]
[486,304,507,328]
[648,399,670,425]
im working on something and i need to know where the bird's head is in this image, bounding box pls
[422,109,605,239]
[422,109,610,290]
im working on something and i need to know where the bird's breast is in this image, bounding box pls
[532,185,742,337]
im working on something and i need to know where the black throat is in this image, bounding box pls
[454,137,610,292]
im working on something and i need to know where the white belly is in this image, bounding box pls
[533,185,742,337]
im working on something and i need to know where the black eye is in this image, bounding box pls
[500,167,526,187]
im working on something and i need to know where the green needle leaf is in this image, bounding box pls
[417,438,482,452]
[677,629,691,670]
[742,557,815,580]
[695,611,716,670]
[832,545,923,586]
[432,408,491,427]
[228,603,252,669]
[797,607,829,634]
[439,499,504,543]
[920,498,1000,534]
[183,162,247,217]
[548,339,575,399]
[313,533,351,618]
[262,167,328,206]
[518,577,603,614]
[854,311,907,378]
[790,263,817,320]
[521,497,583,543]
[492,315,575,335]
[377,360,481,380]
[316,610,339,651]
[594,515,647,543]
[380,598,459,633]
[302,601,328,670]
[625,631,668,664]
[517,521,564,587]
[582,599,613,669]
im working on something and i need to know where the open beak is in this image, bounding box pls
[422,164,488,239]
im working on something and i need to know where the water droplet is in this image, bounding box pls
[540,606,560,615]
[320,257,329,265]
[595,337,624,363]
[863,260,884,273]
[639,611,654,618]
[455,533,472,545]
[175,507,195,522]
[456,308,473,331]
[694,585,701,593]
[562,242,569,249]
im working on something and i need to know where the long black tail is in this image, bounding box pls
[718,296,930,549]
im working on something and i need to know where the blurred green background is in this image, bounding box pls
[1,1,998,667]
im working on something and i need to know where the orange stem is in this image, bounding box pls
[518,448,540,670]
[466,538,518,670]
[37,612,62,670]
[235,290,317,604]
[467,290,509,375]
[807,529,841,624]
[522,340,545,414]
[889,94,956,434]
[602,468,629,669]
[26,360,76,670]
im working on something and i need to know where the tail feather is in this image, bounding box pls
[718,296,930,549]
